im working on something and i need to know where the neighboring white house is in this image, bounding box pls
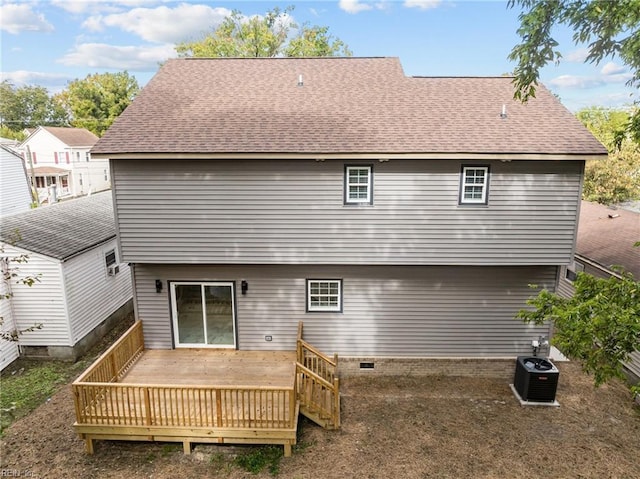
[0,145,32,217]
[19,126,109,203]
[0,192,132,369]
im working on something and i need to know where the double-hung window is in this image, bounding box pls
[345,166,372,205]
[307,279,342,312]
[460,166,489,205]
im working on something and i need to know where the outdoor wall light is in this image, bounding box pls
[155,279,163,293]
[241,280,248,295]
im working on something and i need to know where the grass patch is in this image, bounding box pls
[1,353,106,435]
[233,446,283,476]
[0,361,75,434]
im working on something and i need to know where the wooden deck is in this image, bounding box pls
[73,321,339,457]
[121,349,296,387]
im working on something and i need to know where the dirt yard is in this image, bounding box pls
[1,356,638,479]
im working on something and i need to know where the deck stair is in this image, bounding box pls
[296,322,341,430]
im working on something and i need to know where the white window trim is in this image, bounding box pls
[460,166,489,205]
[307,279,343,312]
[170,281,237,349]
[345,165,372,205]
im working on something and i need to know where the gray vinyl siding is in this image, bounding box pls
[63,240,132,345]
[134,264,555,357]
[625,352,640,382]
[112,159,582,265]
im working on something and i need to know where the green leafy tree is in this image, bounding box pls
[517,272,640,397]
[508,0,640,140]
[576,107,640,204]
[285,24,352,57]
[176,6,351,58]
[0,81,69,132]
[60,72,139,137]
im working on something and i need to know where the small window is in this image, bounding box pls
[86,152,90,162]
[76,152,80,162]
[345,166,372,205]
[460,166,490,205]
[307,279,342,312]
[105,249,117,267]
[104,169,108,181]
[565,261,584,282]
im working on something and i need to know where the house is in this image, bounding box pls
[0,145,33,217]
[0,191,133,369]
[19,126,109,203]
[558,201,640,382]
[90,57,607,376]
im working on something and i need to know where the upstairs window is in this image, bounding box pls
[345,165,372,205]
[460,166,489,205]
[307,279,342,312]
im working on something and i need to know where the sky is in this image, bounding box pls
[0,0,636,113]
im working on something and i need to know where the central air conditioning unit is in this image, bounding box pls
[513,356,559,402]
[107,264,120,276]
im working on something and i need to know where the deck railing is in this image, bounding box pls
[75,320,144,384]
[296,322,340,429]
[73,320,299,455]
[74,383,297,429]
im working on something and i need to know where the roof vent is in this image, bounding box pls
[500,104,507,119]
[297,74,303,87]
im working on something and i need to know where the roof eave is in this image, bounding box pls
[92,152,608,161]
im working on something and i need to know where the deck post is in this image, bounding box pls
[284,443,292,457]
[183,440,192,455]
[85,437,94,455]
[333,377,341,428]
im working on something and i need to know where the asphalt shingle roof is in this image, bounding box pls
[0,191,115,260]
[577,201,640,278]
[37,127,98,147]
[92,57,606,157]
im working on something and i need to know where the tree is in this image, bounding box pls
[576,107,640,204]
[517,272,640,397]
[0,81,69,132]
[175,6,351,58]
[508,0,640,140]
[59,72,139,137]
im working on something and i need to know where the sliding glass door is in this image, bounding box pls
[170,282,236,348]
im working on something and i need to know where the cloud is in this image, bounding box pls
[564,48,590,63]
[57,43,176,71]
[601,61,627,76]
[339,0,373,14]
[0,70,70,88]
[51,0,159,15]
[404,0,442,10]
[82,4,232,44]
[548,75,605,89]
[0,3,54,34]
